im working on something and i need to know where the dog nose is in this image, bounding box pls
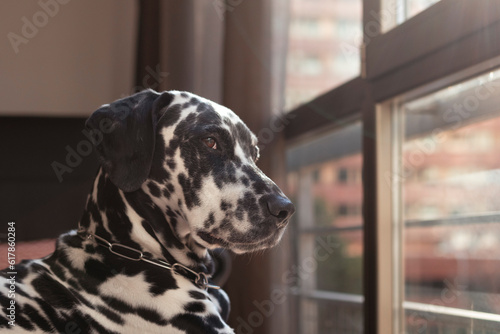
[267,195,295,226]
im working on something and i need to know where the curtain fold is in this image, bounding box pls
[135,0,160,91]
[135,1,290,332]
[136,0,223,102]
[222,1,290,333]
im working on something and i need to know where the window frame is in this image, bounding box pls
[382,58,500,333]
[284,1,500,333]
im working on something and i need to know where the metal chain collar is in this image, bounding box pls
[77,227,220,291]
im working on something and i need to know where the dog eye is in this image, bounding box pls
[202,137,217,150]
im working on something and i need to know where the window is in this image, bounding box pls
[289,18,322,39]
[337,168,348,183]
[284,1,500,333]
[287,52,324,76]
[287,122,363,333]
[382,0,442,32]
[285,0,362,109]
[338,204,349,216]
[394,67,500,333]
[312,169,320,183]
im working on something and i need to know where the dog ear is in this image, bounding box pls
[86,89,174,192]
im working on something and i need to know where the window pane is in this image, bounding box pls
[313,233,363,293]
[287,121,363,334]
[398,68,500,332]
[383,0,441,32]
[287,123,363,228]
[406,0,441,18]
[300,298,363,334]
[285,0,362,110]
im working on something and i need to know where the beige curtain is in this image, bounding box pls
[136,1,291,332]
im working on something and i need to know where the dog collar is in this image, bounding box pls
[76,227,220,291]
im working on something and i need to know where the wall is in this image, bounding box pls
[0,0,137,116]
[0,0,138,241]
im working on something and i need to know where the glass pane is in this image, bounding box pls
[383,0,441,32]
[287,121,363,334]
[287,123,363,228]
[285,0,362,110]
[398,68,500,332]
[405,308,500,333]
[313,233,363,293]
[404,117,500,220]
[406,0,441,18]
[301,298,363,334]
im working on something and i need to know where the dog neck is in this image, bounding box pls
[78,168,214,275]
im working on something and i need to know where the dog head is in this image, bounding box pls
[86,89,295,254]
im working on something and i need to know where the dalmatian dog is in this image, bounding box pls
[0,89,295,333]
